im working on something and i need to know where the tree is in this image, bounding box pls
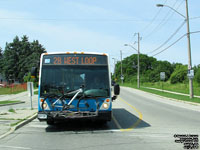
[2,35,46,83]
[148,60,174,82]
[113,53,177,83]
[0,47,3,73]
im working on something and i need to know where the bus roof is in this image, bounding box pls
[41,52,109,56]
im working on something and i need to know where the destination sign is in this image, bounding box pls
[43,54,108,65]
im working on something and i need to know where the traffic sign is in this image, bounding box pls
[187,69,194,79]
[121,75,124,80]
[160,72,165,80]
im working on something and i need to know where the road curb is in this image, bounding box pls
[140,88,200,106]
[0,101,25,107]
[0,112,37,140]
[14,112,37,130]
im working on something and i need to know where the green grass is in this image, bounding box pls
[0,100,20,105]
[11,119,25,126]
[122,83,200,104]
[141,81,200,96]
[0,86,38,95]
[0,118,18,120]
[34,91,38,95]
[8,108,16,113]
[0,87,26,95]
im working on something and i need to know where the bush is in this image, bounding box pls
[195,68,200,85]
[23,72,38,87]
[170,65,187,84]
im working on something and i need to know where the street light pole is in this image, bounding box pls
[124,32,140,88]
[156,1,193,98]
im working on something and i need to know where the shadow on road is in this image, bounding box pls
[45,120,111,132]
[113,108,150,129]
[45,108,150,132]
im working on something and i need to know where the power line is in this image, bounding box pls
[190,31,200,34]
[140,0,168,34]
[151,30,200,58]
[143,0,184,40]
[190,16,200,20]
[0,17,152,23]
[151,33,186,57]
[147,20,186,54]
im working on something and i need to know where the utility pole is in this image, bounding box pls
[156,1,193,98]
[120,50,123,84]
[137,33,140,88]
[185,0,193,98]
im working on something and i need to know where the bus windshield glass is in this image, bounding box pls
[40,65,110,97]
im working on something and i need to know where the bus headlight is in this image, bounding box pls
[102,103,109,109]
[42,103,47,109]
[100,99,111,110]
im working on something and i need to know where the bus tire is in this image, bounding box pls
[47,120,54,125]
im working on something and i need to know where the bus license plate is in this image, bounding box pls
[38,114,47,119]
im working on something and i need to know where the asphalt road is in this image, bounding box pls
[0,87,200,150]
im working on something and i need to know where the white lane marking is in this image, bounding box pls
[112,115,122,129]
[0,145,31,149]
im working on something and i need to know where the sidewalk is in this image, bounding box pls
[0,89,38,101]
[142,86,200,98]
[0,91,38,139]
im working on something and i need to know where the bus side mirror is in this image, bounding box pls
[114,84,120,95]
[112,84,120,101]
[31,67,37,79]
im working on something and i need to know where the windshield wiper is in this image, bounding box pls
[84,94,105,98]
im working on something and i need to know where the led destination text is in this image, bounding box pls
[51,56,103,65]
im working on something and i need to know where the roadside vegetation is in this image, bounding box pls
[0,85,38,95]
[0,84,27,95]
[0,35,45,95]
[8,108,16,113]
[141,82,200,96]
[34,91,38,95]
[113,54,200,103]
[0,100,21,105]
[122,83,200,104]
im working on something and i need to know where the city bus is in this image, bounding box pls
[32,52,120,125]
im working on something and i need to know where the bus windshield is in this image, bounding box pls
[40,65,110,97]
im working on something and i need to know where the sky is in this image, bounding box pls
[0,0,199,73]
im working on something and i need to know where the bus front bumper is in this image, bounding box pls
[38,110,111,122]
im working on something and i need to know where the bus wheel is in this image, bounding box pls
[47,120,54,125]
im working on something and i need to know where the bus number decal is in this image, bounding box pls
[54,57,62,64]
